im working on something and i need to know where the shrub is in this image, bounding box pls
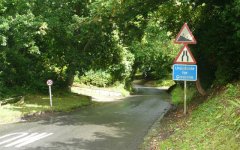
[76,70,113,87]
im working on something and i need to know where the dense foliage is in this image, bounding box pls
[153,0,240,88]
[0,0,239,97]
[0,0,137,95]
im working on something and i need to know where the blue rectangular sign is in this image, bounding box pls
[173,64,197,81]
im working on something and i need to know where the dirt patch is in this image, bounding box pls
[71,86,125,102]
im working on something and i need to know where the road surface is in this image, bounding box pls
[0,87,171,150]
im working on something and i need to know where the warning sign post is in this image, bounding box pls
[173,23,197,115]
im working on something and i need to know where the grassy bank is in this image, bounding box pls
[144,82,240,149]
[0,92,91,124]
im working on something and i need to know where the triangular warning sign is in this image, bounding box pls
[174,45,196,64]
[175,23,197,44]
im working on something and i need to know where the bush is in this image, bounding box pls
[76,70,113,87]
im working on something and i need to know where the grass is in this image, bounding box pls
[171,84,197,105]
[157,82,240,149]
[142,82,240,149]
[107,83,130,96]
[0,92,91,124]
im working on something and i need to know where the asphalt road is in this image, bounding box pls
[0,87,171,150]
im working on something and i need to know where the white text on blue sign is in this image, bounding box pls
[173,64,197,81]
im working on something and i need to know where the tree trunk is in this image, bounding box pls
[196,77,207,96]
[66,66,76,91]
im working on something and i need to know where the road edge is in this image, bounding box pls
[140,103,172,150]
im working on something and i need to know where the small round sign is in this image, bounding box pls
[46,80,53,86]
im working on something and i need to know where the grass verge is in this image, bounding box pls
[143,82,240,149]
[0,92,91,124]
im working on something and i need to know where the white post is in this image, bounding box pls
[184,81,187,115]
[49,86,52,107]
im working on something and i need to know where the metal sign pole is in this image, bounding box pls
[49,85,52,107]
[184,81,187,115]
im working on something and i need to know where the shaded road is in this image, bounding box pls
[0,87,171,150]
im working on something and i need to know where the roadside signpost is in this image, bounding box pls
[173,23,197,115]
[46,80,53,107]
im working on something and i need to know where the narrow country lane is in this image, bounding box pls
[0,87,171,150]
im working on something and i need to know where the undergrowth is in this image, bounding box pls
[158,82,240,149]
[171,84,197,105]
